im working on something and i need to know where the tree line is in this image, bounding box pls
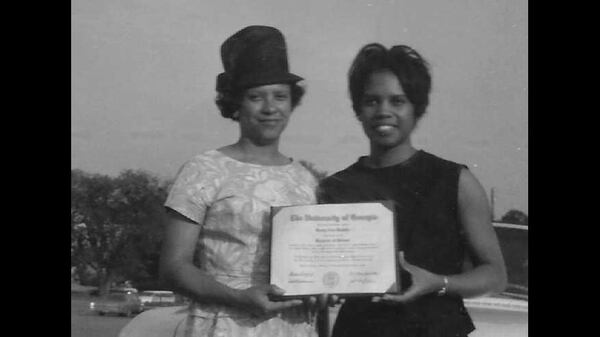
[71,169,171,295]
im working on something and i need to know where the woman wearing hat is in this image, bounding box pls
[159,26,319,337]
[318,43,507,337]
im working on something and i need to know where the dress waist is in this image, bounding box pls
[210,271,269,289]
[188,270,279,318]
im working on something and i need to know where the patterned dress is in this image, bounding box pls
[164,149,319,337]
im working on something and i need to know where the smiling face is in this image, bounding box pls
[358,69,417,152]
[236,83,293,145]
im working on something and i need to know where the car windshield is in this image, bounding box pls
[140,291,172,296]
[493,222,528,301]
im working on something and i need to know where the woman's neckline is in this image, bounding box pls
[358,149,424,170]
[213,149,294,168]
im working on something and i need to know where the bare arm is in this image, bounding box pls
[159,208,302,315]
[442,168,507,297]
[377,168,507,303]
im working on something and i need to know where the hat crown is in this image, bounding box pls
[217,25,302,91]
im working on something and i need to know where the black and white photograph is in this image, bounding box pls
[71,1,528,336]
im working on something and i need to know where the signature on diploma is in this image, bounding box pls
[349,271,378,285]
[288,271,315,283]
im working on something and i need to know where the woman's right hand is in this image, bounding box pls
[238,284,303,316]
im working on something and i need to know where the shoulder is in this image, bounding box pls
[317,162,365,203]
[178,150,226,172]
[171,150,226,183]
[289,161,319,187]
[320,162,362,187]
[186,149,224,166]
[418,150,467,171]
[458,168,485,197]
[414,151,468,184]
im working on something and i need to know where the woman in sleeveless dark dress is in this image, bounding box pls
[318,44,507,337]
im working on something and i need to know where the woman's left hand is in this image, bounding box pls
[373,251,444,304]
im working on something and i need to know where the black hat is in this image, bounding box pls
[216,25,303,92]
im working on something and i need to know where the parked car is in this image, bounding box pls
[462,222,528,337]
[89,291,144,317]
[89,287,138,296]
[464,295,528,337]
[111,287,139,294]
[138,290,183,310]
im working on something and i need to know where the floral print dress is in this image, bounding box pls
[164,150,319,337]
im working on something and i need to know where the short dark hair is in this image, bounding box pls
[215,83,305,121]
[348,43,431,119]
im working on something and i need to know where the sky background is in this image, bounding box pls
[71,0,528,217]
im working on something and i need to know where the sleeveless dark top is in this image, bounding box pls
[318,150,475,337]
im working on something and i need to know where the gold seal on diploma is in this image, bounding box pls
[322,271,340,288]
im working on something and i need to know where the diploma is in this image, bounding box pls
[269,202,399,297]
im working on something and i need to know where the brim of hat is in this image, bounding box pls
[237,73,304,89]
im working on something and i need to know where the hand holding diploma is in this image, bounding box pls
[372,251,447,304]
[239,284,303,316]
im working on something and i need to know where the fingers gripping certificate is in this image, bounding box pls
[269,202,399,297]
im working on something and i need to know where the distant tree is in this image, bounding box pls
[299,160,328,181]
[71,169,169,295]
[500,209,528,226]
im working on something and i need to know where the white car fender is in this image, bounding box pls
[118,305,188,337]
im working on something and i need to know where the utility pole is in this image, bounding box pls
[490,187,495,221]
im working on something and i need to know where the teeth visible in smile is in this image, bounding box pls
[375,125,395,132]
